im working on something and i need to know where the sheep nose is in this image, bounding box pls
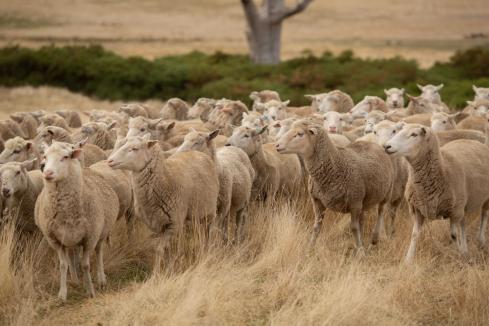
[2,188,11,197]
[383,145,392,153]
[43,170,54,180]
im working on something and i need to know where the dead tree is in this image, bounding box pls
[241,0,314,64]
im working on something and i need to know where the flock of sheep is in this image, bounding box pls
[1,84,489,302]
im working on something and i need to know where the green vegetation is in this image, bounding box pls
[0,45,488,108]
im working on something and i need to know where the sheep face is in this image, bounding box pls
[188,98,215,119]
[269,118,295,141]
[473,85,489,101]
[318,95,340,113]
[0,161,33,198]
[350,96,375,119]
[365,111,386,132]
[430,113,456,132]
[467,100,489,116]
[384,124,429,159]
[177,130,218,153]
[264,100,289,121]
[226,126,265,156]
[119,104,146,118]
[275,122,315,157]
[242,112,267,130]
[29,110,47,122]
[0,137,34,165]
[305,94,326,111]
[38,114,65,130]
[127,117,162,138]
[407,95,434,113]
[108,135,156,172]
[417,84,443,103]
[372,121,404,147]
[323,111,343,134]
[9,112,28,124]
[42,142,82,182]
[384,88,405,108]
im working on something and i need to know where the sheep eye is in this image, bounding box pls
[339,118,343,121]
[131,148,138,152]
[374,131,377,135]
[243,134,249,138]
[140,128,146,132]
[15,171,20,176]
[297,132,304,137]
[12,150,21,154]
[410,133,418,137]
[443,121,446,124]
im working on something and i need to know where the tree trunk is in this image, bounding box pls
[241,0,313,65]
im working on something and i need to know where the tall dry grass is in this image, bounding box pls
[1,194,489,325]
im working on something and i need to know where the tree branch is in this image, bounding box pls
[273,0,313,23]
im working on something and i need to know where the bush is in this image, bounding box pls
[0,45,488,109]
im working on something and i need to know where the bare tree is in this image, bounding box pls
[241,0,313,64]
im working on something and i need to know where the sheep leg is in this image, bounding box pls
[450,220,458,243]
[310,198,326,248]
[387,201,400,237]
[66,247,79,283]
[405,211,424,264]
[456,219,468,257]
[56,247,70,302]
[95,241,107,289]
[371,204,386,245]
[81,246,95,298]
[478,210,488,248]
[350,207,365,252]
[235,207,247,244]
[154,229,172,273]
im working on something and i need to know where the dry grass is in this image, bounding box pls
[1,193,489,325]
[1,0,489,67]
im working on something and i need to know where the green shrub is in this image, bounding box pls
[0,45,488,109]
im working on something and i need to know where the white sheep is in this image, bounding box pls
[385,124,489,262]
[35,141,119,301]
[473,85,489,101]
[350,96,389,119]
[0,137,39,170]
[384,88,405,109]
[306,90,354,113]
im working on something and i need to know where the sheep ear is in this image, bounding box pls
[273,121,281,128]
[71,149,82,159]
[25,141,32,151]
[400,88,405,94]
[242,112,248,119]
[304,94,315,100]
[107,121,117,130]
[249,91,258,100]
[166,121,176,130]
[473,85,479,92]
[436,84,444,90]
[208,130,220,141]
[308,127,319,135]
[384,89,389,95]
[282,100,290,106]
[417,84,424,91]
[406,94,415,101]
[420,127,427,136]
[21,158,36,169]
[147,140,158,148]
[47,129,54,135]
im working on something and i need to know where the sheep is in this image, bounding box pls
[456,114,489,132]
[323,111,347,134]
[258,100,290,121]
[35,141,119,301]
[119,103,150,119]
[0,137,40,170]
[56,110,83,128]
[188,98,217,121]
[29,110,48,123]
[275,119,394,251]
[226,126,303,201]
[36,126,73,145]
[463,99,489,116]
[350,96,389,119]
[401,113,432,126]
[417,84,450,112]
[205,100,249,134]
[74,139,108,167]
[75,122,116,150]
[107,135,219,272]
[242,111,268,130]
[0,160,43,233]
[384,88,405,109]
[38,113,70,131]
[177,130,255,242]
[160,98,190,120]
[430,112,460,132]
[85,110,125,125]
[436,129,486,146]
[250,90,281,112]
[307,90,354,113]
[363,110,386,134]
[0,119,27,141]
[384,124,489,262]
[10,112,38,139]
[473,85,489,101]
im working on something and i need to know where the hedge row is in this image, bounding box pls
[0,45,488,108]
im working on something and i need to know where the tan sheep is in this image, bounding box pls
[177,130,255,242]
[430,112,460,132]
[250,90,281,112]
[276,120,394,251]
[306,90,354,113]
[435,129,486,146]
[456,114,489,132]
[107,135,219,272]
[226,126,303,201]
[0,160,43,233]
[205,100,249,134]
[56,110,83,128]
[85,110,125,125]
[160,98,190,120]
[462,99,489,116]
[10,112,39,139]
[119,103,149,119]
[0,119,27,141]
[75,122,117,150]
[0,137,40,170]
[35,141,119,301]
[350,96,389,118]
[385,124,489,262]
[188,98,217,121]
[37,126,73,145]
[38,113,70,131]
